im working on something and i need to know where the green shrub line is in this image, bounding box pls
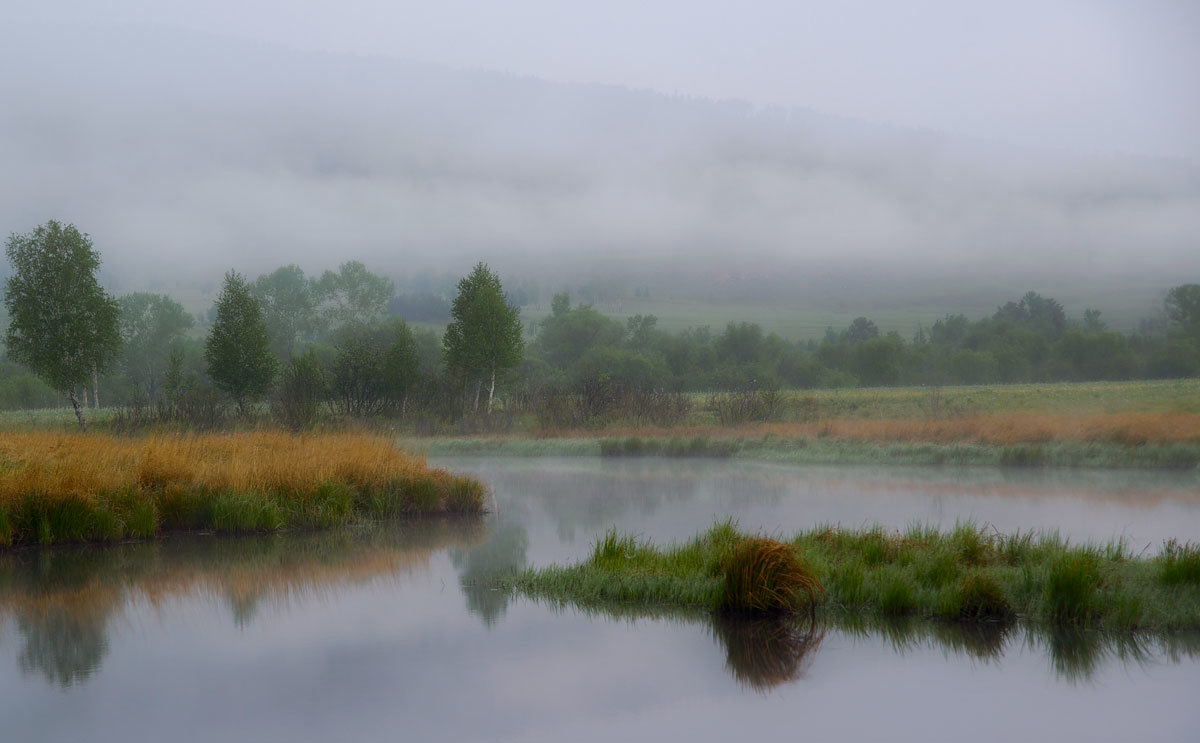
[0,475,487,549]
[508,521,1200,631]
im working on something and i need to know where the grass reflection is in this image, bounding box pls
[0,521,481,687]
[521,594,1200,690]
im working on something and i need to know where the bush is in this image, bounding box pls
[272,350,328,431]
[708,386,784,425]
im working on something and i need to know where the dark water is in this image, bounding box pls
[2,458,1198,742]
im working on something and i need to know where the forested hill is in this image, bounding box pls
[2,23,1197,300]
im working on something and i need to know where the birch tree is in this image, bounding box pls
[3,221,120,429]
[442,263,524,413]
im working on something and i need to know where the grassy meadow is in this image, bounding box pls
[513,521,1200,631]
[0,432,486,548]
[5,379,1199,470]
[411,379,1200,469]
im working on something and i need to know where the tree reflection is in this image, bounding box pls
[16,607,109,688]
[1,519,482,687]
[454,520,529,627]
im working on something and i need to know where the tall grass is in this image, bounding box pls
[0,432,486,547]
[718,537,823,615]
[1158,540,1200,585]
[512,521,1200,631]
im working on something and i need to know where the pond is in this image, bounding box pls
[2,458,1198,741]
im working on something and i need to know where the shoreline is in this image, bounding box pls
[412,434,1200,470]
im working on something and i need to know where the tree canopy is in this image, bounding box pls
[443,263,524,412]
[3,221,120,428]
[118,292,194,398]
[205,271,277,412]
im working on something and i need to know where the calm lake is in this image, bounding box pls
[2,458,1199,742]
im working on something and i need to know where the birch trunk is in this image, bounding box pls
[92,368,100,409]
[472,378,482,413]
[486,367,496,415]
[68,387,87,431]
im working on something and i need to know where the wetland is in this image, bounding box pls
[3,457,1199,741]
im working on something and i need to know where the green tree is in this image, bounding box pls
[330,320,420,418]
[534,295,624,369]
[118,292,194,398]
[3,221,120,429]
[443,263,524,413]
[205,271,278,413]
[272,349,328,430]
[1165,284,1200,337]
[251,265,320,359]
[314,261,394,334]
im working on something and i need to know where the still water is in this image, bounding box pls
[2,458,1198,742]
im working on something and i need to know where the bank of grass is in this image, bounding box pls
[418,434,1200,470]
[513,521,1200,631]
[408,382,1200,469]
[0,432,485,548]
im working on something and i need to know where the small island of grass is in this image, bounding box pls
[0,431,486,548]
[513,521,1200,631]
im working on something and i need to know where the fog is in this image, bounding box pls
[2,7,1198,306]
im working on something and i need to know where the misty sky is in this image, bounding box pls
[19,0,1199,161]
[3,1,1198,300]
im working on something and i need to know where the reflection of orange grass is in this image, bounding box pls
[0,431,445,502]
[0,523,480,625]
[570,412,1200,445]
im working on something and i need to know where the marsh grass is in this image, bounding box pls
[1158,540,1200,585]
[512,521,1200,630]
[0,432,485,547]
[599,436,738,458]
[422,434,1200,470]
[718,537,823,615]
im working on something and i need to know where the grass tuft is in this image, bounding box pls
[1158,540,1200,585]
[1043,552,1103,624]
[718,537,823,614]
[957,570,1012,620]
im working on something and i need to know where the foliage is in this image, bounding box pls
[534,294,625,369]
[204,271,278,412]
[314,260,395,332]
[331,320,420,417]
[118,292,194,398]
[3,221,121,428]
[443,263,524,412]
[272,349,328,430]
[251,264,321,358]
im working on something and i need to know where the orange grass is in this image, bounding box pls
[0,432,486,547]
[543,411,1200,446]
[719,537,824,615]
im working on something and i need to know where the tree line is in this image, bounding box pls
[2,220,1198,429]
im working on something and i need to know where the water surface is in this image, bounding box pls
[2,458,1198,742]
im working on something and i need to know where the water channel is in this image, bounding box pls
[2,458,1198,741]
